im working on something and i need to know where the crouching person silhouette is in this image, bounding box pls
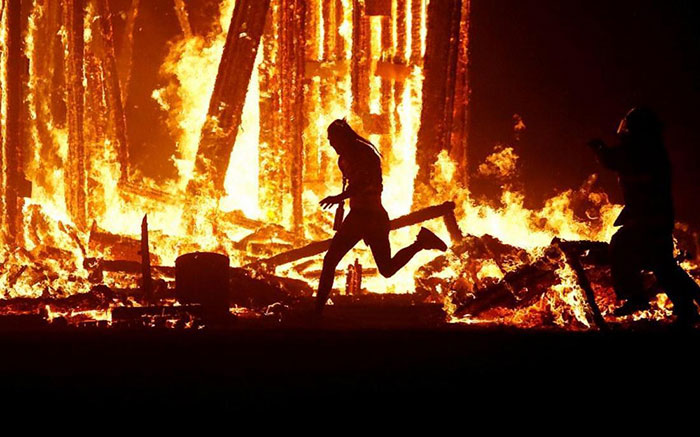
[315,119,447,314]
[588,107,700,325]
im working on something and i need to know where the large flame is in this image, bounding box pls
[0,0,696,329]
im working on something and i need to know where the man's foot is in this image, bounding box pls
[417,227,447,251]
[613,296,651,317]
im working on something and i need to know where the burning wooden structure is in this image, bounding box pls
[0,0,697,330]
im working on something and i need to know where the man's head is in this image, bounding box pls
[617,107,663,140]
[327,118,354,154]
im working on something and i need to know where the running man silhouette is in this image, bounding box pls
[315,119,447,314]
[589,107,700,324]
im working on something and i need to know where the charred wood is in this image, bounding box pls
[2,0,24,242]
[140,215,152,299]
[95,0,130,181]
[449,0,470,187]
[280,0,306,233]
[415,0,465,200]
[555,238,608,329]
[116,0,138,103]
[62,0,87,229]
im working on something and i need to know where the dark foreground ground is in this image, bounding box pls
[1,324,699,415]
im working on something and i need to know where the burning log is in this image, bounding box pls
[83,258,175,284]
[62,0,87,229]
[351,0,371,118]
[1,0,24,242]
[94,0,130,181]
[223,209,268,231]
[140,215,152,299]
[415,0,467,200]
[120,180,184,205]
[449,0,471,187]
[116,0,138,103]
[252,201,458,270]
[555,239,608,329]
[280,0,306,233]
[89,221,142,262]
[192,0,270,192]
[454,247,561,317]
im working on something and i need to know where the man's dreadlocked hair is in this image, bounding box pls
[328,118,382,159]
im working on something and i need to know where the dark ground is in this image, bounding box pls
[2,325,699,414]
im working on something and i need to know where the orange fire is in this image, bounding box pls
[0,0,697,328]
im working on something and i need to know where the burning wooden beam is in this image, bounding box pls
[1,0,24,242]
[351,0,370,118]
[555,239,608,329]
[280,0,306,234]
[192,0,270,192]
[62,0,87,229]
[141,215,152,299]
[449,0,471,187]
[415,0,467,199]
[252,201,458,270]
[116,0,138,104]
[95,0,130,181]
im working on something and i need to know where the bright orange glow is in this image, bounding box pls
[0,0,694,329]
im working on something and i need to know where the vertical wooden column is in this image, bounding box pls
[351,0,370,120]
[303,0,320,184]
[193,0,270,193]
[63,0,87,229]
[117,0,139,104]
[2,0,23,242]
[280,0,306,234]
[449,0,470,187]
[392,0,407,133]
[414,0,463,196]
[409,0,422,64]
[378,9,393,155]
[258,5,284,224]
[96,0,130,181]
[334,0,346,60]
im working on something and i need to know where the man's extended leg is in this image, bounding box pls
[368,227,446,278]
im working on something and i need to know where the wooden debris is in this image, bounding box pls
[555,238,608,329]
[88,221,142,262]
[454,248,561,317]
